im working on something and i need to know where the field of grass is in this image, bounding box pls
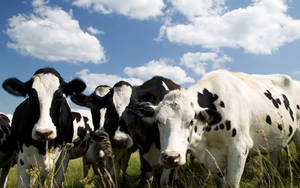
[6,144,300,187]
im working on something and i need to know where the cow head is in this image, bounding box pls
[2,68,86,141]
[71,81,134,149]
[137,89,221,168]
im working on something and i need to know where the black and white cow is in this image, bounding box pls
[0,113,16,188]
[69,109,112,178]
[139,70,300,187]
[71,76,181,185]
[2,67,86,187]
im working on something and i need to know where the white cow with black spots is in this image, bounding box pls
[140,70,300,187]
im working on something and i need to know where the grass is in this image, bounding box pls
[6,144,300,187]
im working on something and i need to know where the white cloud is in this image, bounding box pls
[180,52,232,75]
[124,58,194,84]
[87,26,104,35]
[76,69,143,92]
[163,0,300,54]
[72,0,165,20]
[5,1,106,64]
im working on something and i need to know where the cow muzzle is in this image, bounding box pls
[161,151,181,168]
[112,137,132,149]
[34,129,55,141]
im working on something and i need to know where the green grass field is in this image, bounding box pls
[6,144,300,187]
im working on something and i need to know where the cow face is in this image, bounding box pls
[71,81,134,149]
[3,68,86,141]
[154,89,221,168]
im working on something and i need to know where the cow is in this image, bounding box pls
[71,76,181,186]
[68,109,112,178]
[2,67,86,187]
[136,69,300,187]
[0,113,16,188]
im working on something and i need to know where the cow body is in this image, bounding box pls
[0,113,16,188]
[151,70,300,187]
[71,76,180,185]
[2,68,86,187]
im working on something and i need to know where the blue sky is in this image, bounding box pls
[1,0,300,114]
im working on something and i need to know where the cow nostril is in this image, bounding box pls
[161,152,181,166]
[36,130,53,139]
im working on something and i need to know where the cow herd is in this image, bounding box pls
[0,67,300,188]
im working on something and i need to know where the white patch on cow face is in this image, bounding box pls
[31,73,60,140]
[156,89,196,166]
[112,85,132,117]
[113,127,133,148]
[94,86,110,130]
[162,81,169,91]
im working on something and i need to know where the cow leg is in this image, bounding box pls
[17,157,31,188]
[0,164,11,188]
[269,148,282,168]
[82,156,91,178]
[53,151,70,188]
[226,143,248,188]
[292,129,300,162]
[140,155,153,186]
[160,168,173,187]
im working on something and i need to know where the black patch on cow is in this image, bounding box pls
[187,137,190,142]
[278,124,283,131]
[219,123,224,130]
[232,128,237,137]
[194,126,197,133]
[225,121,231,130]
[266,115,272,125]
[197,88,219,111]
[214,126,219,131]
[71,112,81,123]
[19,159,24,166]
[281,94,294,121]
[297,105,300,110]
[77,127,87,140]
[289,126,293,137]
[264,90,280,108]
[205,126,211,132]
[219,101,225,108]
[276,99,281,105]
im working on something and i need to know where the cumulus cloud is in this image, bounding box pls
[124,58,194,84]
[87,26,104,35]
[163,0,300,54]
[180,52,232,75]
[76,69,143,92]
[72,0,165,20]
[5,0,106,63]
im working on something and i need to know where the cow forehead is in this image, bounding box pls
[95,86,110,97]
[32,73,60,99]
[112,84,132,116]
[156,90,195,124]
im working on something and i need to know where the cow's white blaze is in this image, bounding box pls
[112,85,132,117]
[31,73,60,140]
[156,89,198,165]
[94,86,111,129]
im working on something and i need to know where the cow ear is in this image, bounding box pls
[63,78,86,96]
[196,109,222,125]
[2,78,28,97]
[71,93,92,108]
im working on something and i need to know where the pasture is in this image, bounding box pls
[6,143,300,187]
